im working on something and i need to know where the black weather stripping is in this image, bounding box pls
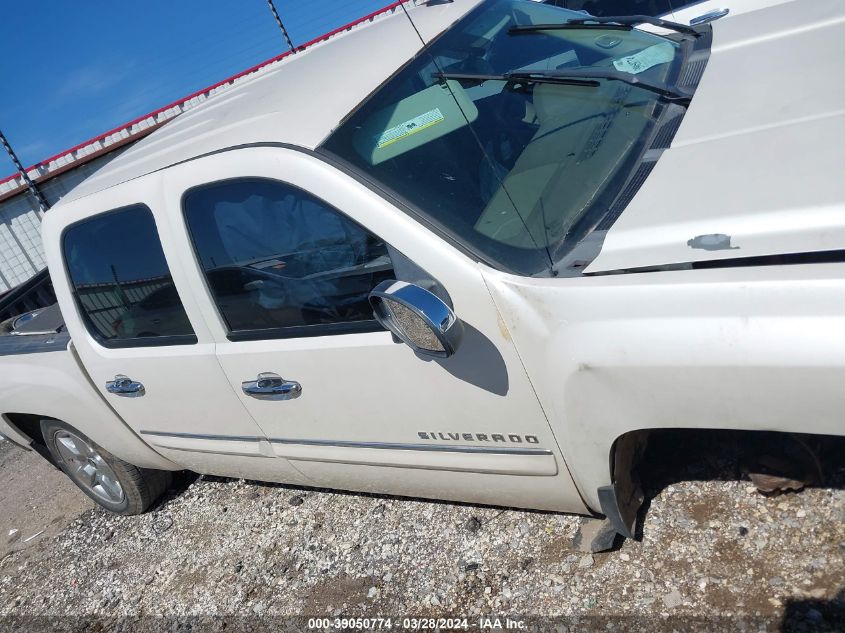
[587,249,845,276]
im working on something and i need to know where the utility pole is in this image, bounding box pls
[266,0,297,53]
[0,128,50,212]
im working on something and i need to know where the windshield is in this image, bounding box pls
[321,0,688,275]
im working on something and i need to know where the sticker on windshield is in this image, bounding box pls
[375,108,445,149]
[612,42,675,75]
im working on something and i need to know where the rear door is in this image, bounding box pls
[162,147,582,512]
[44,174,309,484]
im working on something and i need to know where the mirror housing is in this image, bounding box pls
[369,280,464,358]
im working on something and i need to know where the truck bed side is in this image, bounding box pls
[0,340,178,470]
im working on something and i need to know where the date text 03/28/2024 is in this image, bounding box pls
[306,617,527,630]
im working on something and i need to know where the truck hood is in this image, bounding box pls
[585,0,845,274]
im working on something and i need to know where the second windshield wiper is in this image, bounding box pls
[433,70,691,105]
[508,15,701,38]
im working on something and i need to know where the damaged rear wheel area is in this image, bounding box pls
[599,429,845,543]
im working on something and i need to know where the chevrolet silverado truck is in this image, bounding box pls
[1,0,843,541]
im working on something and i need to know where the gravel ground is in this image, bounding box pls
[0,432,843,632]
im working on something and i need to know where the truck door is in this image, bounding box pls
[47,175,309,484]
[163,148,584,513]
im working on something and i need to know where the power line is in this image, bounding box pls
[3,1,395,186]
[0,128,50,211]
[266,0,297,53]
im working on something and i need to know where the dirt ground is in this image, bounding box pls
[0,441,91,559]
[0,432,843,633]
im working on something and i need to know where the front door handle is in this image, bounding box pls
[242,372,302,401]
[106,374,145,397]
[690,8,729,25]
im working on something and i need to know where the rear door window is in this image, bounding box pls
[62,204,195,347]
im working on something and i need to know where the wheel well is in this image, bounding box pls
[3,412,58,466]
[609,428,845,537]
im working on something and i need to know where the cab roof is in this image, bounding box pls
[61,0,482,205]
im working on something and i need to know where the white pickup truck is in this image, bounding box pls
[1,0,843,542]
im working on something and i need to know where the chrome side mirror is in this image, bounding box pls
[369,280,464,358]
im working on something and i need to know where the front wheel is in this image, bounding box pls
[41,419,172,515]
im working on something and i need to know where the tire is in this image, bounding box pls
[40,419,172,515]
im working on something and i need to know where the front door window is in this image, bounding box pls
[182,178,394,340]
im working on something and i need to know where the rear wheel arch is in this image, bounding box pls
[36,418,173,515]
[3,412,57,465]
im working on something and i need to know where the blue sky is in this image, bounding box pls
[0,0,388,177]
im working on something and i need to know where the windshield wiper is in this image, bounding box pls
[433,70,691,105]
[434,71,600,88]
[509,15,701,38]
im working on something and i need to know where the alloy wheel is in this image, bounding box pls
[54,430,125,505]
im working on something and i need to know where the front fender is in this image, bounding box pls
[484,263,845,511]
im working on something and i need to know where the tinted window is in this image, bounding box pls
[63,204,195,346]
[183,179,394,338]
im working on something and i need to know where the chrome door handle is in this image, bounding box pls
[690,8,729,25]
[106,374,145,397]
[242,372,302,401]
